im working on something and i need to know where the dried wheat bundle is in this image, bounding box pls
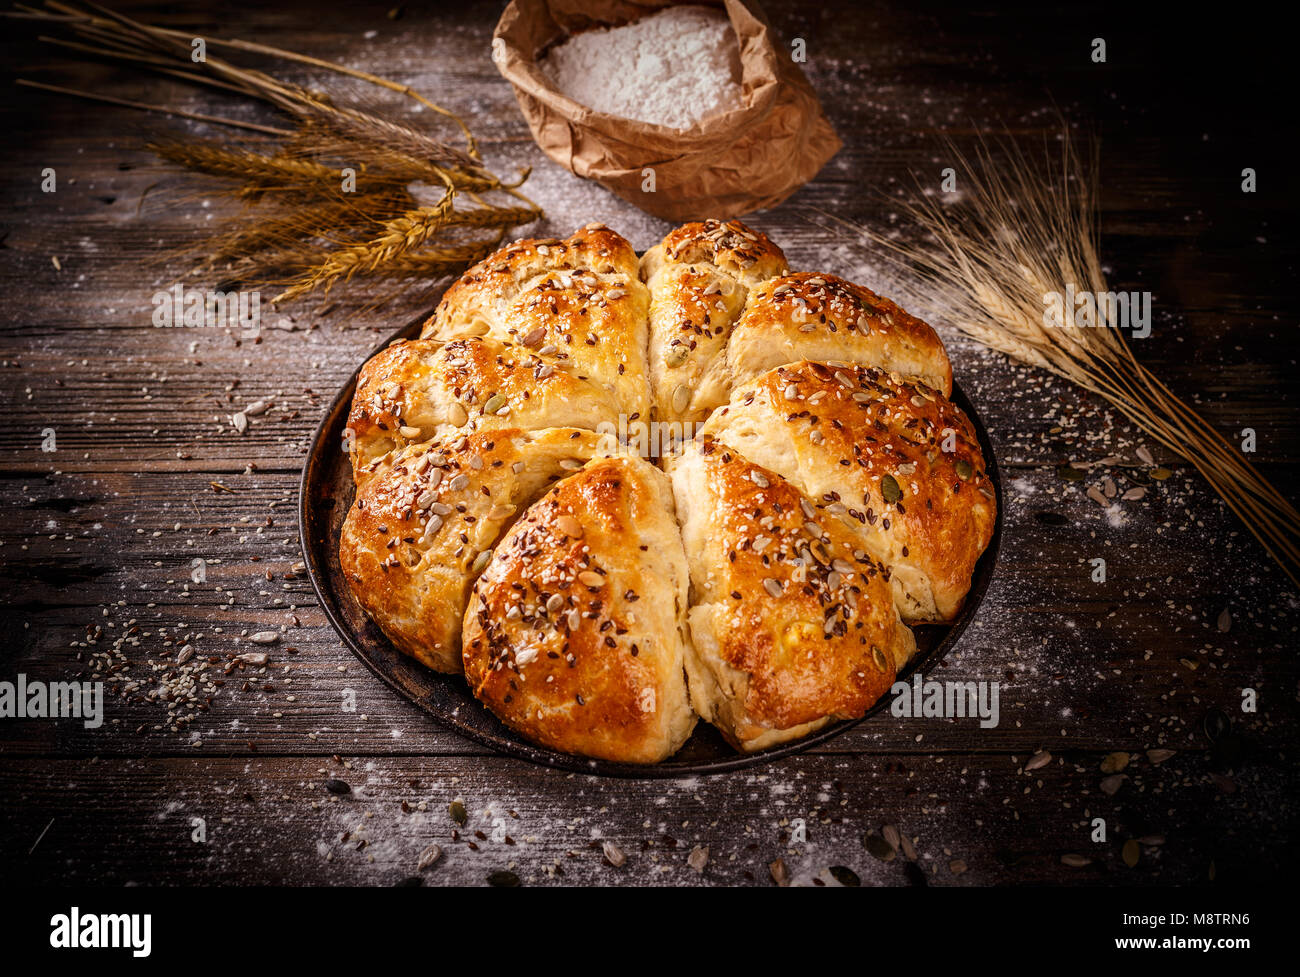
[10,0,543,304]
[849,132,1300,587]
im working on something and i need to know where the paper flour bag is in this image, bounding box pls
[492,0,842,221]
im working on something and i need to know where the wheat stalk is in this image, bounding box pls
[837,131,1300,588]
[11,0,543,303]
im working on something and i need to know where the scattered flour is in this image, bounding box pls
[539,5,743,130]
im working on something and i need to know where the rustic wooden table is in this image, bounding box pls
[1,1,1296,887]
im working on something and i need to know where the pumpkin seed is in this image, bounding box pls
[1151,467,1172,480]
[948,859,967,875]
[1146,748,1176,764]
[1057,465,1084,482]
[955,459,973,480]
[471,549,492,574]
[829,865,861,887]
[1099,774,1126,795]
[1136,446,1155,465]
[483,393,508,415]
[449,800,468,825]
[1122,839,1140,868]
[881,474,902,504]
[871,645,888,672]
[1099,751,1130,774]
[864,833,895,861]
[769,858,790,886]
[324,779,350,795]
[664,345,689,367]
[672,383,691,414]
[578,570,604,588]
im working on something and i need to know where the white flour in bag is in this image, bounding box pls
[539,5,744,130]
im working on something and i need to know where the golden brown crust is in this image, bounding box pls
[718,272,953,403]
[421,223,650,423]
[640,219,788,427]
[462,455,696,763]
[339,428,609,673]
[347,336,622,483]
[668,440,915,752]
[699,361,996,623]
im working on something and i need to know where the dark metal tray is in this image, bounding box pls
[299,311,1003,777]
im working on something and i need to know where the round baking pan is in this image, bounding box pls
[300,309,1004,778]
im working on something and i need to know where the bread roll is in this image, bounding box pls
[462,455,696,763]
[708,273,953,409]
[699,361,995,622]
[668,440,915,752]
[640,219,788,428]
[421,223,651,424]
[348,335,622,483]
[340,427,609,672]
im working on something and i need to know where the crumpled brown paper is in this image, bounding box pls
[492,0,842,221]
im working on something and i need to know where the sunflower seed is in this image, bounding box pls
[448,403,468,426]
[881,474,902,504]
[231,411,248,434]
[1025,750,1052,771]
[1146,748,1176,764]
[602,840,626,867]
[882,824,902,850]
[578,570,604,588]
[417,844,442,870]
[687,845,709,873]
[1121,486,1146,501]
[399,425,421,438]
[763,578,783,598]
[546,593,565,614]
[487,870,520,887]
[324,778,350,795]
[1216,608,1231,632]
[1060,853,1092,867]
[521,326,546,348]
[1136,446,1155,465]
[1151,467,1172,480]
[448,473,470,491]
[248,632,279,645]
[1136,834,1166,847]
[948,859,967,875]
[871,645,888,672]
